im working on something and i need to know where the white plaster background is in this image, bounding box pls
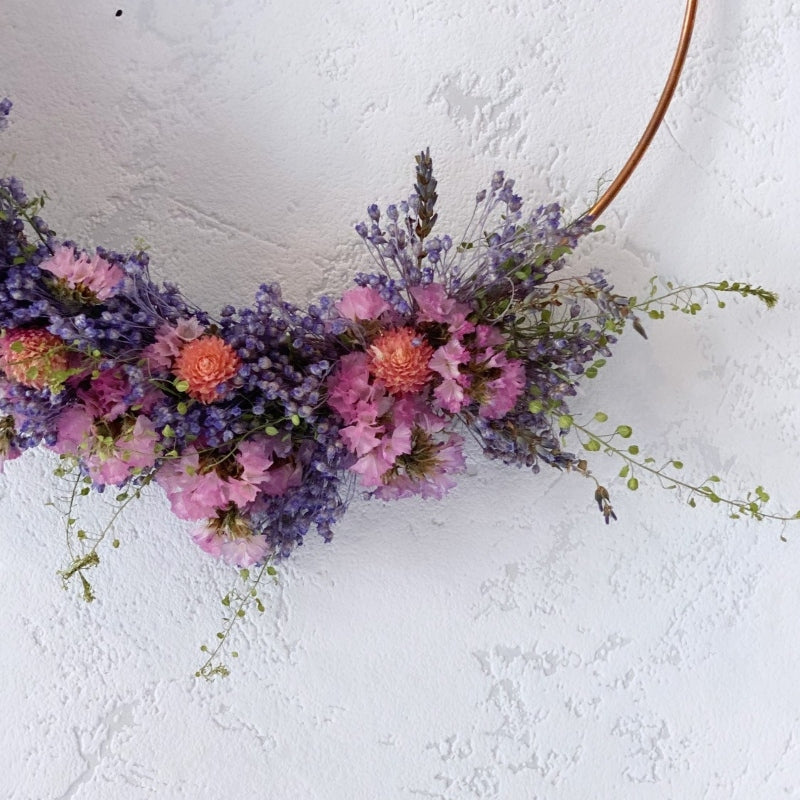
[2,0,800,797]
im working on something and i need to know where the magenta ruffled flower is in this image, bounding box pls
[40,245,124,301]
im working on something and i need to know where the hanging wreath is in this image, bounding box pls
[0,0,796,677]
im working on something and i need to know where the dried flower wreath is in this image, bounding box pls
[1,0,795,676]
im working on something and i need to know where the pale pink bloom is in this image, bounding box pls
[327,353,385,423]
[479,351,525,419]
[87,415,159,486]
[53,406,94,456]
[474,324,506,349]
[223,438,299,506]
[156,448,229,520]
[376,433,465,501]
[434,378,466,413]
[380,420,412,462]
[41,245,124,300]
[429,338,468,380]
[76,369,130,421]
[192,525,224,558]
[143,318,205,371]
[220,535,271,568]
[410,283,474,335]
[336,286,390,321]
[351,447,395,486]
[340,414,384,457]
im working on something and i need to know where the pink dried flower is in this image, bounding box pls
[336,286,390,321]
[478,351,525,419]
[410,283,473,335]
[40,245,124,301]
[143,319,205,371]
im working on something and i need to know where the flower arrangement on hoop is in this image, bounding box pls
[1,5,798,677]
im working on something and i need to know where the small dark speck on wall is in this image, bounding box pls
[115,9,123,16]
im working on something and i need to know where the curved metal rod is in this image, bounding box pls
[586,0,698,220]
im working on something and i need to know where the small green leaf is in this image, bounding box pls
[618,465,629,478]
[627,477,639,491]
[594,411,608,423]
[264,425,279,436]
[558,414,573,430]
[291,414,301,426]
[583,439,601,452]
[628,445,640,455]
[177,402,188,415]
[615,425,633,439]
[672,460,683,469]
[174,379,190,392]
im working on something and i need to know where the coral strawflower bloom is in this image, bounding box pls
[173,335,240,404]
[0,328,69,390]
[368,327,433,395]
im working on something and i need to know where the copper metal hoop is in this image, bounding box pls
[586,0,698,219]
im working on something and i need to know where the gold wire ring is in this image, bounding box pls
[587,0,698,219]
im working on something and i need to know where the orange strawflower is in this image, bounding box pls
[174,335,240,404]
[368,327,433,394]
[0,328,69,390]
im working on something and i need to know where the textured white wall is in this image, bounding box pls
[2,0,800,797]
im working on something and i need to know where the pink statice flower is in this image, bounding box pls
[220,535,271,568]
[76,368,130,421]
[336,286,390,321]
[156,447,230,520]
[192,524,224,559]
[192,509,272,567]
[375,408,465,501]
[53,407,159,487]
[157,438,301,520]
[40,245,124,301]
[87,415,159,486]
[474,324,506,349]
[410,283,474,335]
[52,406,94,458]
[478,350,525,419]
[430,338,470,414]
[142,318,205,371]
[327,353,389,423]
